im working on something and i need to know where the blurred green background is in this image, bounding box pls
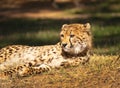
[0,0,120,55]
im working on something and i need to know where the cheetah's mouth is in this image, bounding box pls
[62,43,87,55]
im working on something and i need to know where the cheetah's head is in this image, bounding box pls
[60,23,92,55]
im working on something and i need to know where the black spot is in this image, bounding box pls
[51,49,54,51]
[53,52,56,54]
[79,58,82,60]
[34,59,37,62]
[28,63,32,67]
[0,56,3,58]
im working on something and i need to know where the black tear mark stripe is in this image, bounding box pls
[76,36,83,42]
[69,30,73,47]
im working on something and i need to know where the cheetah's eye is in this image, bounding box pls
[60,34,64,37]
[70,34,75,38]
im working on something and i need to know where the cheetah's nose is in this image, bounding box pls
[62,43,67,47]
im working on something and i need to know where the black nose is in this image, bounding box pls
[62,43,67,47]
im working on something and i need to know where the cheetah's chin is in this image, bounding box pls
[63,44,87,55]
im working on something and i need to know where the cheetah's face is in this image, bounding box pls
[60,23,91,55]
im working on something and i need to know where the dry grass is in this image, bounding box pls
[0,55,119,88]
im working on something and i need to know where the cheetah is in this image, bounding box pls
[0,23,92,79]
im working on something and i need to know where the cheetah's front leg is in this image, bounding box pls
[16,64,51,76]
[60,59,81,67]
[0,65,31,79]
[0,64,51,79]
[31,64,51,74]
[60,56,89,67]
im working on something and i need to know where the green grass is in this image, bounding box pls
[0,18,63,47]
[0,30,59,46]
[92,25,120,55]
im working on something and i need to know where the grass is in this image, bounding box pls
[92,25,120,55]
[0,30,59,46]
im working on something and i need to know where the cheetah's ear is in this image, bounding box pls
[84,23,91,30]
[84,23,91,35]
[62,24,68,29]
